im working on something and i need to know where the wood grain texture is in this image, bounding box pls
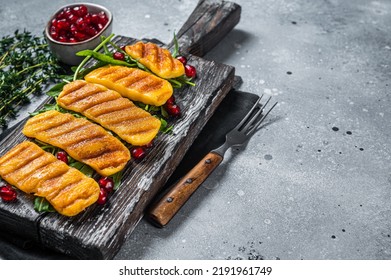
[0,0,241,259]
[38,36,234,259]
[0,35,234,259]
[147,152,223,227]
[167,0,241,56]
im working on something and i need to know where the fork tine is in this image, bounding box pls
[246,101,278,135]
[241,95,272,132]
[233,95,263,130]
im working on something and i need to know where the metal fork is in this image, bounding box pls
[147,95,277,227]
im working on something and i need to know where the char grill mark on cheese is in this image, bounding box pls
[22,110,130,177]
[0,141,100,216]
[84,65,173,106]
[57,80,161,146]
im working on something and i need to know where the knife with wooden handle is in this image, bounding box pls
[147,152,223,227]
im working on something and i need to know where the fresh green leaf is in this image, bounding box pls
[76,49,135,67]
[112,171,123,191]
[46,81,67,97]
[73,34,115,81]
[69,161,94,177]
[30,103,58,116]
[161,106,169,118]
[159,118,173,133]
[34,197,55,213]
[0,30,65,127]
[169,75,196,88]
[171,32,179,58]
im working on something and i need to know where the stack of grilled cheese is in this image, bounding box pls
[0,42,185,216]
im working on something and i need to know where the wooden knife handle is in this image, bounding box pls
[147,152,223,227]
[168,0,241,56]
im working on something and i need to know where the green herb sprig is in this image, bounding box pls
[0,30,65,127]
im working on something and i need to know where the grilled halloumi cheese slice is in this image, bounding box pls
[125,41,185,79]
[22,110,130,177]
[84,65,173,106]
[57,80,161,146]
[0,141,100,216]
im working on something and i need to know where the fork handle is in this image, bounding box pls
[146,152,223,227]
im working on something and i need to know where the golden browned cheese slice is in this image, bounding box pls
[0,141,100,216]
[57,80,161,146]
[22,110,130,177]
[84,65,173,106]
[125,41,185,79]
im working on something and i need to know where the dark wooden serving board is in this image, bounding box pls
[0,0,241,259]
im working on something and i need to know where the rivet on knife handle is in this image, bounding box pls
[147,152,223,227]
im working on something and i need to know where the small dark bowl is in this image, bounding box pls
[45,3,113,65]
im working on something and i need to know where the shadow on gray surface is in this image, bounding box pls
[120,89,282,259]
[204,29,256,63]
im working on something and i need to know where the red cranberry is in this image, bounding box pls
[91,13,99,24]
[185,64,197,79]
[165,103,181,117]
[50,6,109,43]
[177,55,187,65]
[84,13,92,24]
[166,96,176,105]
[0,185,17,202]
[56,19,70,31]
[50,30,59,40]
[73,5,88,17]
[51,19,58,28]
[98,177,114,193]
[85,26,98,36]
[74,31,87,41]
[113,52,125,61]
[75,17,87,31]
[98,11,108,25]
[131,147,146,161]
[63,8,73,18]
[56,151,68,164]
[97,188,108,205]
[96,23,105,31]
[67,13,78,24]
[58,36,67,42]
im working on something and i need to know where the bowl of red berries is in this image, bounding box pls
[45,3,113,65]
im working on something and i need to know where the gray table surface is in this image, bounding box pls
[1,0,390,260]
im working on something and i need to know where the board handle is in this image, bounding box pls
[167,0,241,56]
[147,152,223,227]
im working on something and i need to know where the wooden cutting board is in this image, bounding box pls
[0,0,240,259]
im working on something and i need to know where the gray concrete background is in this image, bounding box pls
[1,0,390,259]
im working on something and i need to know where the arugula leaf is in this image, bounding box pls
[160,106,169,119]
[69,161,94,177]
[34,197,55,213]
[46,81,67,97]
[30,103,59,116]
[159,118,173,133]
[171,32,180,58]
[112,171,123,191]
[169,75,196,88]
[73,34,115,81]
